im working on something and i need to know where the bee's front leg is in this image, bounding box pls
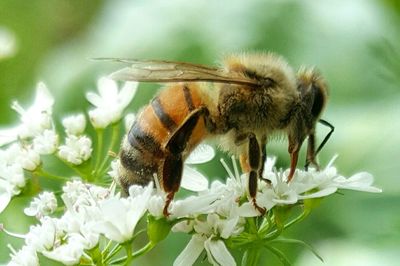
[305,132,319,171]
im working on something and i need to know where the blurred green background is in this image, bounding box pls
[1,0,399,265]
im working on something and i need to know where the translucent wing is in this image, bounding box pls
[96,58,260,86]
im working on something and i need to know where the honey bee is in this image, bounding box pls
[105,52,334,216]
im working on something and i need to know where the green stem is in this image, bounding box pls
[242,247,262,266]
[125,242,133,266]
[109,242,155,265]
[263,245,291,266]
[94,128,104,176]
[282,209,310,230]
[97,123,120,178]
[103,244,123,263]
[33,168,69,181]
[56,156,90,179]
[263,208,310,241]
[101,240,113,260]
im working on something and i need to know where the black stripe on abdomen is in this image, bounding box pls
[128,122,164,158]
[151,97,177,131]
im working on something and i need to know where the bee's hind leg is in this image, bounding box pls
[161,107,207,216]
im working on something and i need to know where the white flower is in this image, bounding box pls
[24,191,58,218]
[0,145,26,213]
[17,146,41,171]
[14,82,54,139]
[0,82,54,146]
[86,77,138,128]
[42,240,84,266]
[33,129,58,154]
[25,217,59,252]
[95,183,153,243]
[174,213,239,266]
[58,135,92,165]
[0,26,17,60]
[62,114,86,135]
[8,245,39,266]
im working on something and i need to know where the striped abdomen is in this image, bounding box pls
[118,83,208,192]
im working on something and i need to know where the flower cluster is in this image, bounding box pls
[0,78,137,213]
[0,77,381,266]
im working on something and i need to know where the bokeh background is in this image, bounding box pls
[1,0,399,265]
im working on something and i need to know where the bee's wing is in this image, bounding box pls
[97,58,259,86]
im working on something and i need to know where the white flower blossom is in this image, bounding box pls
[86,77,138,128]
[41,239,84,266]
[174,213,240,266]
[24,191,58,218]
[62,114,86,135]
[7,245,39,266]
[0,82,53,146]
[95,183,153,243]
[17,146,41,171]
[32,129,58,154]
[25,217,60,252]
[14,82,54,139]
[58,135,92,165]
[0,145,27,213]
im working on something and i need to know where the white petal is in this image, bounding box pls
[34,82,54,112]
[42,242,83,266]
[237,203,260,217]
[0,187,11,213]
[220,216,239,239]
[170,193,220,218]
[98,77,118,100]
[181,165,209,192]
[85,92,103,107]
[174,235,206,266]
[185,144,215,164]
[298,186,338,199]
[335,172,382,193]
[118,81,138,108]
[204,238,236,266]
[273,189,298,205]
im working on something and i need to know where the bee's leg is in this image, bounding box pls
[287,142,300,183]
[258,136,271,185]
[247,133,266,215]
[160,153,183,216]
[305,132,319,171]
[161,107,206,216]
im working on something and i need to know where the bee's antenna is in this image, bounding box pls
[316,119,334,155]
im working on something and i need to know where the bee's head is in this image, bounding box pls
[297,67,328,131]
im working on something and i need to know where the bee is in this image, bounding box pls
[105,52,334,216]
